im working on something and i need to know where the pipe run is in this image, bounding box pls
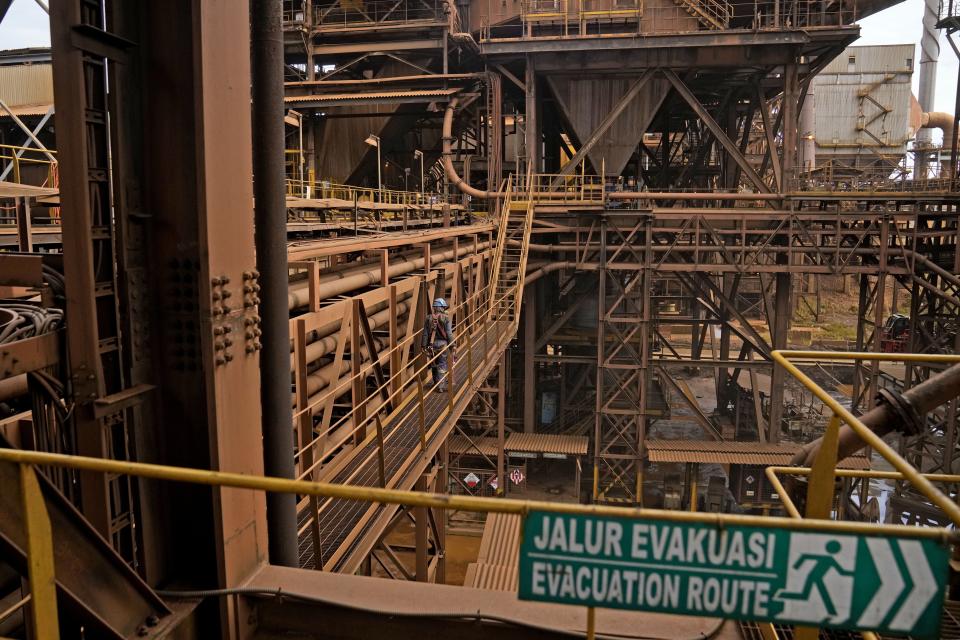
[442,98,497,200]
[792,361,960,467]
[610,191,784,201]
[287,241,491,309]
[920,111,955,146]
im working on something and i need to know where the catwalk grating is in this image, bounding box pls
[298,319,512,572]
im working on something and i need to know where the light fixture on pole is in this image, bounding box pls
[364,134,381,195]
[414,149,425,194]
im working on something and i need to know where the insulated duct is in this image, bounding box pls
[920,110,955,145]
[917,0,941,148]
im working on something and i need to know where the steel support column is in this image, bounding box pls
[525,55,539,174]
[523,281,536,433]
[768,273,791,442]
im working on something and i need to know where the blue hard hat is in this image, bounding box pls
[433,298,448,309]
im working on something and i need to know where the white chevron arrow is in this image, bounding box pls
[890,540,938,632]
[857,539,905,628]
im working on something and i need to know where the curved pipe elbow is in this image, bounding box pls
[920,111,955,144]
[442,98,496,200]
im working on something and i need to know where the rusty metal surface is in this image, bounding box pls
[0,254,44,287]
[0,332,59,380]
[463,512,521,591]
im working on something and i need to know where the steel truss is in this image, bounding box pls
[593,213,653,504]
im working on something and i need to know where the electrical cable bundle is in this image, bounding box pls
[0,303,64,344]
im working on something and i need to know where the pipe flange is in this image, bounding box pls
[876,387,924,436]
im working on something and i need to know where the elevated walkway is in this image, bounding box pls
[297,178,537,572]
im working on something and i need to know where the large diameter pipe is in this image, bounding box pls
[917,0,941,148]
[251,0,298,568]
[287,241,490,310]
[291,298,412,372]
[792,362,960,467]
[920,111,955,146]
[799,84,816,171]
[443,98,497,200]
[0,374,28,403]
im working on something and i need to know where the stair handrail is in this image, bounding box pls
[486,174,514,314]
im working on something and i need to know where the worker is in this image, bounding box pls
[422,297,454,391]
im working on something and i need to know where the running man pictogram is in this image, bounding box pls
[775,540,854,618]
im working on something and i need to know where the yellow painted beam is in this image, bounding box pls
[19,464,59,640]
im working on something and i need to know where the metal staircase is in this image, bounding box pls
[488,176,536,328]
[670,0,731,29]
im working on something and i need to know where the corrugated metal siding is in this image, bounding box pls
[0,64,54,107]
[813,45,913,154]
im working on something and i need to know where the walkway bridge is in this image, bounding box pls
[293,176,538,572]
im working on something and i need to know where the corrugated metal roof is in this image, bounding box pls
[645,439,870,469]
[463,563,518,592]
[506,433,588,456]
[0,102,53,119]
[0,181,58,199]
[0,64,53,107]
[448,433,589,457]
[478,513,521,565]
[465,513,521,591]
[448,435,500,457]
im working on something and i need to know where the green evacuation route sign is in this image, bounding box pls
[518,511,950,639]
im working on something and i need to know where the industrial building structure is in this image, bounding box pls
[1,0,960,637]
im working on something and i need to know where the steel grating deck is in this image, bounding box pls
[298,320,510,572]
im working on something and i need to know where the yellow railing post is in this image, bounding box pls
[794,412,842,640]
[805,413,841,520]
[19,464,59,640]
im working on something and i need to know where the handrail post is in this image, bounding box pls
[416,367,428,454]
[19,463,60,640]
[793,414,841,640]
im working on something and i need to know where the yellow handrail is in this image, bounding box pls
[5,448,958,538]
[771,350,960,527]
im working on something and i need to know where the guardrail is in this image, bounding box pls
[286,178,453,208]
[767,350,960,530]
[787,164,956,194]
[5,409,957,639]
[481,0,856,41]
[0,143,57,187]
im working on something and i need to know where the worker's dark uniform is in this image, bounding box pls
[421,312,453,390]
